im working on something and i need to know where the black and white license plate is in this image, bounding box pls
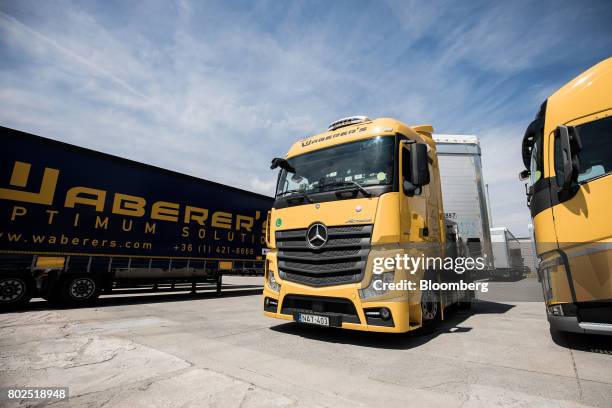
[296,313,330,326]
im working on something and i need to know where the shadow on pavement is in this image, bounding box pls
[486,275,530,283]
[10,284,263,312]
[111,284,263,295]
[550,329,612,355]
[269,300,514,350]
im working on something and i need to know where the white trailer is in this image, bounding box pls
[433,134,494,271]
[490,227,524,280]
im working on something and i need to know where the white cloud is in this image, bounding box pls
[1,0,610,238]
[479,124,532,236]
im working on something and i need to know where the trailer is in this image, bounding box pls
[490,227,524,280]
[0,126,273,309]
[432,134,494,272]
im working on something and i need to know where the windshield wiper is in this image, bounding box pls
[277,189,314,203]
[322,180,372,197]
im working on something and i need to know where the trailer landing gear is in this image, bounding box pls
[216,274,223,296]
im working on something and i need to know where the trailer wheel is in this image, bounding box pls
[58,275,101,306]
[0,275,33,310]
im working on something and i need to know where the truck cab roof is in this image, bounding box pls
[286,117,434,158]
[545,57,612,135]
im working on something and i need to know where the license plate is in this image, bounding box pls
[297,313,330,326]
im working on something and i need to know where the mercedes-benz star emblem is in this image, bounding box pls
[306,223,328,249]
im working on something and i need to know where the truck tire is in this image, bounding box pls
[419,287,440,334]
[0,274,34,311]
[57,275,101,306]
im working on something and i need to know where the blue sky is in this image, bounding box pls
[1,0,611,236]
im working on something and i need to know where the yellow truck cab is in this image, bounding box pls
[263,116,471,333]
[521,58,612,335]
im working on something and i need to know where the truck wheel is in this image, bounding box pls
[0,275,33,310]
[420,288,440,334]
[58,275,101,306]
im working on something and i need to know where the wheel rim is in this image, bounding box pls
[421,290,438,321]
[0,278,26,303]
[69,278,96,300]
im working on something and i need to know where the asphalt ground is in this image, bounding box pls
[1,276,611,407]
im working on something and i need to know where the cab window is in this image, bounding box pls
[574,116,612,183]
[530,134,544,185]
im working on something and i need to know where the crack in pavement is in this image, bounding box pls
[568,345,585,402]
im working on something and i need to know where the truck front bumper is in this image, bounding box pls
[548,315,612,335]
[262,284,417,333]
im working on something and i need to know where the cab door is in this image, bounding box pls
[550,113,612,302]
[399,142,428,244]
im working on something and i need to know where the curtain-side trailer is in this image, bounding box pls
[0,126,273,309]
[432,134,494,274]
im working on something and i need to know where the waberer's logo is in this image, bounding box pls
[1,161,263,242]
[300,126,368,148]
[0,161,59,205]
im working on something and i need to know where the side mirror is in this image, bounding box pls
[554,126,581,190]
[410,143,430,186]
[519,169,530,181]
[555,126,573,189]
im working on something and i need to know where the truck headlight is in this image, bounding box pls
[266,269,281,293]
[359,272,394,299]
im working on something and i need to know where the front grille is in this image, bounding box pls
[283,271,363,286]
[275,224,372,287]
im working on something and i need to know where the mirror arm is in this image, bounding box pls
[270,158,295,173]
[524,183,533,207]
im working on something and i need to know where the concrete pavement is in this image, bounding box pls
[0,276,610,407]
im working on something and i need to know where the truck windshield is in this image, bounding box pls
[276,136,395,199]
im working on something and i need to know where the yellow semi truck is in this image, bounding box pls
[263,116,472,333]
[520,58,612,335]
